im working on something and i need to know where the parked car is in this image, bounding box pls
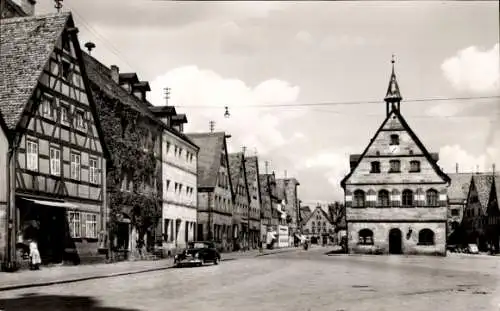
[174,241,221,267]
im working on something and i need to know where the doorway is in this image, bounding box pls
[388,228,402,254]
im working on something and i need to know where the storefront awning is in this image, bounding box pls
[22,198,78,209]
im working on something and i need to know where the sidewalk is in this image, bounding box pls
[0,247,297,292]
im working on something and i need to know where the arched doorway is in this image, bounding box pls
[388,228,402,254]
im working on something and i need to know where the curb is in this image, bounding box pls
[0,248,297,292]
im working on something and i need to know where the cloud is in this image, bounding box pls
[441,43,499,93]
[295,31,314,45]
[297,149,353,200]
[438,144,499,173]
[148,66,302,155]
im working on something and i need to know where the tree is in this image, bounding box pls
[328,201,346,233]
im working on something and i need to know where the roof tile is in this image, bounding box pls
[0,13,70,130]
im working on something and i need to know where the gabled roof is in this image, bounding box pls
[0,12,70,130]
[228,153,244,189]
[471,174,495,212]
[340,108,451,188]
[83,52,159,121]
[149,105,177,116]
[245,156,259,186]
[447,173,474,201]
[302,206,333,226]
[186,132,227,189]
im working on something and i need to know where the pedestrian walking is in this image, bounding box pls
[29,239,41,270]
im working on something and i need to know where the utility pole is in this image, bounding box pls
[164,87,171,106]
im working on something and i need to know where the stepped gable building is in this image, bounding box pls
[0,12,110,269]
[340,59,450,256]
[186,132,234,252]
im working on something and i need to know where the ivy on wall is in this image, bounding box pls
[92,88,162,244]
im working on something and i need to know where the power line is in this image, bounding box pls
[66,4,137,71]
[172,95,500,109]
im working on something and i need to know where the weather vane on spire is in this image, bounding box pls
[391,53,395,64]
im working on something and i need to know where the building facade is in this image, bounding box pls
[229,153,251,251]
[447,172,474,235]
[186,132,234,252]
[0,12,109,269]
[84,54,163,259]
[486,174,500,253]
[462,174,494,251]
[301,206,335,243]
[152,106,199,255]
[276,178,300,234]
[245,156,262,249]
[340,61,450,256]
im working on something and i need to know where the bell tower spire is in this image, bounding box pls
[385,54,403,116]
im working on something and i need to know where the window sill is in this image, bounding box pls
[409,170,421,173]
[388,170,401,173]
[370,171,381,174]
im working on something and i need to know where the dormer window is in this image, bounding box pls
[390,134,399,145]
[370,161,381,173]
[409,160,421,172]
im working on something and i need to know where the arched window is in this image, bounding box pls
[367,189,376,207]
[378,190,390,207]
[418,229,435,245]
[358,229,374,245]
[402,189,413,207]
[353,190,366,207]
[426,189,439,206]
[391,189,400,207]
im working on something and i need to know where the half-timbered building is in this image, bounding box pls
[245,156,262,249]
[340,60,450,256]
[0,13,109,269]
[229,153,251,251]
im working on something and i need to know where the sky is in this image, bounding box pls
[37,0,500,203]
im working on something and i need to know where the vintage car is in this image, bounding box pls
[174,241,221,267]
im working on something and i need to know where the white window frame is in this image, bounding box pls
[89,157,99,184]
[85,213,98,238]
[26,140,38,171]
[50,147,61,176]
[70,153,81,180]
[75,110,86,130]
[69,211,81,238]
[41,96,54,119]
[61,104,69,124]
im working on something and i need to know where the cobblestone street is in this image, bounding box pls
[0,247,499,311]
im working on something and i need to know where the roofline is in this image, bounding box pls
[163,126,199,150]
[340,108,451,188]
[71,15,112,161]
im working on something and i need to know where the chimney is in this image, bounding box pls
[10,0,36,16]
[110,65,119,84]
[456,163,459,173]
[493,163,496,174]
